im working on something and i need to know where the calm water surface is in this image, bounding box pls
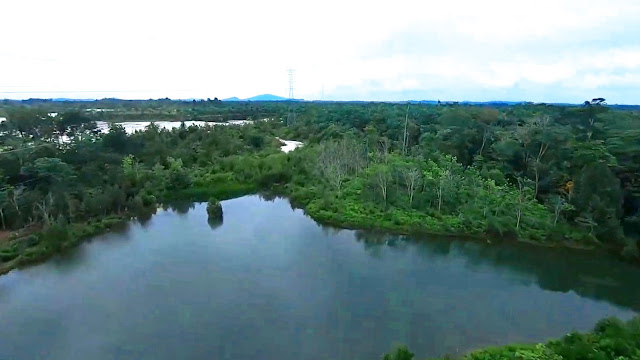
[0,195,638,360]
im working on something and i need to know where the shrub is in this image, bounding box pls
[206,197,223,219]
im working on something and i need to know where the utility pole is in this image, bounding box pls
[402,103,409,155]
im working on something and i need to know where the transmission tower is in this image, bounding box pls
[288,69,295,99]
[287,69,296,126]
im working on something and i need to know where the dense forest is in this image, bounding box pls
[1,99,640,359]
[1,99,639,275]
[283,99,640,255]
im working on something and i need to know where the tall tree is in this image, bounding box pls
[572,162,623,243]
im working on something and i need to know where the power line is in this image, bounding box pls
[1,177,44,191]
[0,144,54,155]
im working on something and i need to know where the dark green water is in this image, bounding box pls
[0,195,638,360]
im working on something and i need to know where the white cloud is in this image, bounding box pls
[1,0,639,103]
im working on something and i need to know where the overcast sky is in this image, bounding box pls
[1,0,639,103]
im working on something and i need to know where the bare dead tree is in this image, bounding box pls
[378,138,390,164]
[479,127,491,156]
[373,166,392,208]
[35,192,54,226]
[9,186,23,216]
[402,104,409,155]
[516,178,528,229]
[533,116,551,198]
[316,139,355,192]
[401,166,421,207]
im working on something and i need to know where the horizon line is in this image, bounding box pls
[2,97,639,106]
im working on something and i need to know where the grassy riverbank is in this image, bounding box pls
[383,315,640,360]
[0,189,596,277]
[284,180,605,251]
[0,179,259,276]
[0,215,128,275]
[0,166,631,277]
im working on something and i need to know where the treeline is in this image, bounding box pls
[279,100,640,260]
[383,315,640,360]
[1,98,291,122]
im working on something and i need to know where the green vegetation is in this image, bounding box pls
[0,98,639,276]
[383,315,640,360]
[0,105,286,274]
[206,197,223,219]
[280,100,640,261]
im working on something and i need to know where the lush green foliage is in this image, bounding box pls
[206,197,223,219]
[0,105,287,274]
[287,145,566,243]
[278,100,640,260]
[384,346,416,360]
[1,98,639,275]
[383,315,640,360]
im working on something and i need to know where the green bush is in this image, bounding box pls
[206,197,223,219]
[383,346,414,360]
[0,249,18,262]
[390,316,640,360]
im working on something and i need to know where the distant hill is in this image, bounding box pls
[4,97,636,108]
[247,94,288,101]
[52,98,96,102]
[223,94,292,102]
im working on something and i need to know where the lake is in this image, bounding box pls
[0,195,637,360]
[94,120,256,134]
[93,121,303,153]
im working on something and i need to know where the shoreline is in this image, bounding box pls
[0,215,129,276]
[0,189,629,277]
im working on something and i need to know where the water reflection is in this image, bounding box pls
[258,193,278,202]
[320,225,344,237]
[347,228,640,313]
[47,243,91,272]
[136,208,156,228]
[164,201,195,215]
[207,215,224,231]
[47,222,133,274]
[355,229,388,244]
[0,196,637,360]
[410,235,640,312]
[414,236,453,258]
